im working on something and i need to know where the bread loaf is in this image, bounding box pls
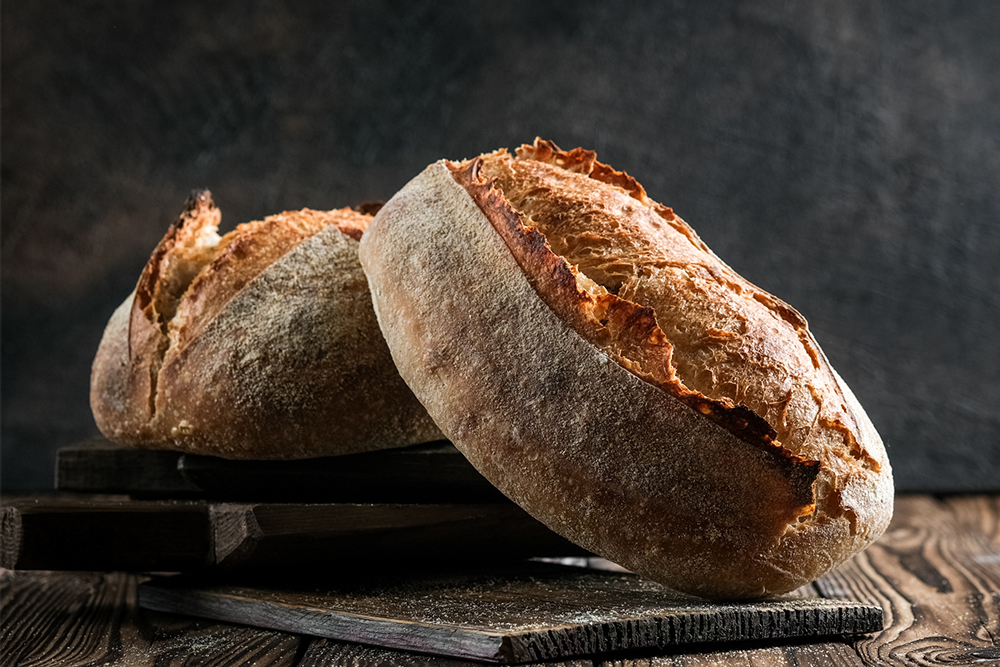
[358,139,893,599]
[91,190,442,459]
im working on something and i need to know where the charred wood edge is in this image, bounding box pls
[298,636,862,667]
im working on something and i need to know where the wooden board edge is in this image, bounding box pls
[1,506,23,569]
[502,602,883,663]
[137,580,511,663]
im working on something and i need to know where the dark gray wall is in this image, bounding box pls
[3,1,998,492]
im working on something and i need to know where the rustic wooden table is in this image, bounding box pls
[2,494,998,667]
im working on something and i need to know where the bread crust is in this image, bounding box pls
[358,142,893,599]
[91,191,441,459]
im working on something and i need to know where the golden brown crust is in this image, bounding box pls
[91,191,441,459]
[450,159,819,513]
[463,141,888,492]
[358,143,894,599]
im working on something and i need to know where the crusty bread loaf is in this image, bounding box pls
[358,138,893,599]
[91,190,441,459]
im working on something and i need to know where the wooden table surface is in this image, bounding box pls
[2,494,998,667]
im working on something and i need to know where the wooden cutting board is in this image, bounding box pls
[138,563,883,664]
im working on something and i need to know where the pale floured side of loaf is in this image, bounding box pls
[359,153,893,599]
[464,143,891,545]
[91,191,441,459]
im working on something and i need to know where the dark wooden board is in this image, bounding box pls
[210,502,588,568]
[298,639,593,667]
[1,497,585,571]
[55,439,204,497]
[56,439,506,503]
[1,497,213,571]
[137,565,883,664]
[3,495,996,667]
[597,643,866,666]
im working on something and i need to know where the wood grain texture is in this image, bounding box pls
[598,642,863,666]
[298,638,593,667]
[137,565,881,664]
[942,495,1000,549]
[0,570,302,666]
[813,495,1000,666]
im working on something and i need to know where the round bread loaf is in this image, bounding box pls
[358,138,893,599]
[91,190,442,459]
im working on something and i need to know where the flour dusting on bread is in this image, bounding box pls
[91,191,441,459]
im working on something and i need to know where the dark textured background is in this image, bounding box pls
[3,1,998,492]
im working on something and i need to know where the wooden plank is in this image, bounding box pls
[180,441,506,504]
[0,570,302,666]
[594,588,865,666]
[812,494,1000,666]
[1,498,212,571]
[211,502,588,567]
[942,495,1000,548]
[597,642,863,666]
[56,439,507,503]
[1,570,132,666]
[55,438,203,497]
[3,495,996,666]
[1,498,584,571]
[138,564,883,664]
[299,637,593,667]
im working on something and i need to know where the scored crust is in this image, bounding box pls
[358,140,893,599]
[91,190,442,459]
